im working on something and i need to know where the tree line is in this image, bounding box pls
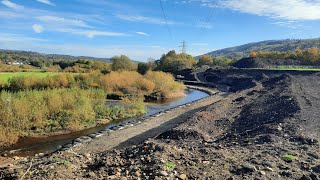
[249,48,320,65]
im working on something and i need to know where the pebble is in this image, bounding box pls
[135,171,141,177]
[179,174,187,179]
[242,163,257,172]
[203,161,210,165]
[108,175,117,179]
[260,171,266,175]
[161,171,169,176]
[262,161,273,168]
[85,153,91,158]
[95,133,104,138]
[37,153,45,157]
[88,133,97,138]
[265,167,274,172]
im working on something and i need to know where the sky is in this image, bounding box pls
[1,0,320,61]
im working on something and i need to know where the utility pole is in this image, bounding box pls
[180,41,187,53]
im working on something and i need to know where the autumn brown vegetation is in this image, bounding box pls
[0,51,190,148]
[251,48,320,65]
[0,88,146,147]
[0,70,185,147]
[2,71,185,98]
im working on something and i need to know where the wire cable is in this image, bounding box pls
[201,0,219,32]
[160,0,174,40]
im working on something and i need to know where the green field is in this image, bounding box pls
[247,66,320,72]
[0,72,64,83]
[268,66,320,71]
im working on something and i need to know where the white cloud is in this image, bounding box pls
[1,0,23,10]
[32,24,44,33]
[36,15,91,28]
[136,32,150,36]
[36,0,55,6]
[220,0,320,20]
[115,14,179,25]
[57,29,130,38]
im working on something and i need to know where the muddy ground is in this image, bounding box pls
[1,69,320,180]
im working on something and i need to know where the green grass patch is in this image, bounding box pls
[282,154,296,162]
[164,162,176,171]
[0,72,64,83]
[245,66,320,72]
[49,156,71,167]
[269,66,320,71]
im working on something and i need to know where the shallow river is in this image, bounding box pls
[0,89,209,157]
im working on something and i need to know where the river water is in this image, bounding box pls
[0,89,209,157]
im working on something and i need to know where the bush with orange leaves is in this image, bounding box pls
[99,71,155,96]
[250,51,257,58]
[144,71,186,98]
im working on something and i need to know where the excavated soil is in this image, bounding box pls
[1,70,320,180]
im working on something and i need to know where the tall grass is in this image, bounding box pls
[0,71,184,147]
[99,71,155,96]
[99,71,185,98]
[2,71,185,99]
[145,71,186,98]
[0,88,146,147]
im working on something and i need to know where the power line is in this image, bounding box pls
[201,0,219,32]
[160,0,174,40]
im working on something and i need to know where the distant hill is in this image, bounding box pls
[0,49,112,62]
[204,38,320,59]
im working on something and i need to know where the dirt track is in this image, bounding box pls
[291,75,320,140]
[74,90,223,155]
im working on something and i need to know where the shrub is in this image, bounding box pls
[111,55,137,71]
[99,71,155,96]
[0,127,19,148]
[158,50,196,72]
[144,71,185,98]
[197,55,213,66]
